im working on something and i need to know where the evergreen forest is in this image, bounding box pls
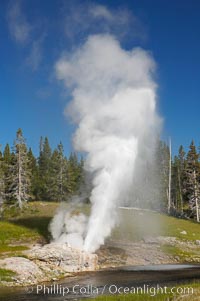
[0,129,200,222]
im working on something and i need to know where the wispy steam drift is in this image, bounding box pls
[55,34,160,252]
[50,206,87,249]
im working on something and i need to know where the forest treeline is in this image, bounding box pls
[157,140,200,222]
[0,129,200,222]
[0,129,84,210]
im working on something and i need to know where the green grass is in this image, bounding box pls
[82,282,200,301]
[82,292,183,301]
[160,214,200,241]
[1,203,200,261]
[3,201,59,219]
[0,221,41,244]
[0,201,60,257]
[0,201,91,258]
[82,293,198,301]
[111,209,200,242]
[0,245,29,253]
[110,209,200,263]
[161,244,200,262]
[0,268,16,282]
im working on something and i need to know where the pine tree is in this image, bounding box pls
[167,138,172,213]
[178,145,186,171]
[155,140,170,211]
[3,144,12,163]
[177,145,186,213]
[9,129,31,208]
[0,151,5,217]
[185,140,200,222]
[49,143,68,201]
[79,156,85,187]
[38,137,52,200]
[171,156,184,214]
[170,145,186,215]
[27,147,38,200]
[56,143,65,200]
[3,143,12,199]
[66,152,83,195]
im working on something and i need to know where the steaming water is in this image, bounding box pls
[52,34,161,252]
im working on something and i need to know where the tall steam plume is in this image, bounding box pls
[54,34,160,253]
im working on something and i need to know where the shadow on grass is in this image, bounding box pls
[11,216,52,243]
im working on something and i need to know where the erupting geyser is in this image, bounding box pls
[51,34,160,253]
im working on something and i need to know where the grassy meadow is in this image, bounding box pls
[1,202,200,282]
[112,208,200,242]
[0,202,59,256]
[1,203,200,258]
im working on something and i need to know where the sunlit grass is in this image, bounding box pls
[111,209,200,242]
[2,201,60,219]
[82,282,200,301]
[0,245,29,253]
[0,202,60,258]
[0,201,90,258]
[0,268,16,282]
[1,203,200,262]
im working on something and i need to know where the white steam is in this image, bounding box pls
[53,34,160,252]
[49,207,87,249]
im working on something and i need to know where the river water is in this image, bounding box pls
[0,265,200,300]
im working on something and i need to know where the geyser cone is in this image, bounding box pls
[55,34,161,253]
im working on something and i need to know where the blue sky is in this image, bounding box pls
[0,0,200,156]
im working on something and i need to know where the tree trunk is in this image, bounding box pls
[18,148,22,209]
[168,138,172,214]
[194,170,199,222]
[177,167,183,213]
